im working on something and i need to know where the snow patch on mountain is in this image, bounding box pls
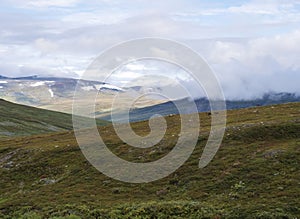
[95,84,124,91]
[82,86,95,91]
[48,89,54,97]
[30,81,46,87]
[30,81,54,87]
[0,81,8,84]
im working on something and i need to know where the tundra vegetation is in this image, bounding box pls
[0,100,299,218]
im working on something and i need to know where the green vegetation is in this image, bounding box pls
[0,101,299,218]
[0,99,109,138]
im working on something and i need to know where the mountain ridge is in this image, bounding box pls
[0,75,167,115]
[1,75,300,123]
[98,92,300,122]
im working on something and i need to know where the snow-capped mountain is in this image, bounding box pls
[0,75,165,116]
[2,75,299,122]
[0,75,121,102]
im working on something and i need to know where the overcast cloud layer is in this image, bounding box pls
[0,0,300,99]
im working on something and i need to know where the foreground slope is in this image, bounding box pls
[0,102,299,218]
[0,99,108,137]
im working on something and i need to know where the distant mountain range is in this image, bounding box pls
[0,75,166,115]
[0,74,124,103]
[1,75,299,123]
[99,92,300,122]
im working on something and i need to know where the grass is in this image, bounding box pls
[0,101,299,218]
[0,99,109,138]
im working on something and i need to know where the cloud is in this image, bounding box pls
[27,0,79,8]
[200,30,300,99]
[35,38,59,54]
[205,30,300,71]
[227,0,286,15]
[0,0,300,99]
[4,0,80,8]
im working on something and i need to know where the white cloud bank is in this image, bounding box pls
[203,30,300,99]
[0,0,299,99]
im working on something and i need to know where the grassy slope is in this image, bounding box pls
[0,102,299,218]
[0,99,109,138]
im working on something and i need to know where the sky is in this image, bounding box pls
[0,0,300,99]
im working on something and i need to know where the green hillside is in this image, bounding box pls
[0,102,299,218]
[0,99,109,138]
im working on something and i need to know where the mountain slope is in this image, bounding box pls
[98,93,300,122]
[0,102,299,218]
[0,99,109,137]
[0,75,166,115]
